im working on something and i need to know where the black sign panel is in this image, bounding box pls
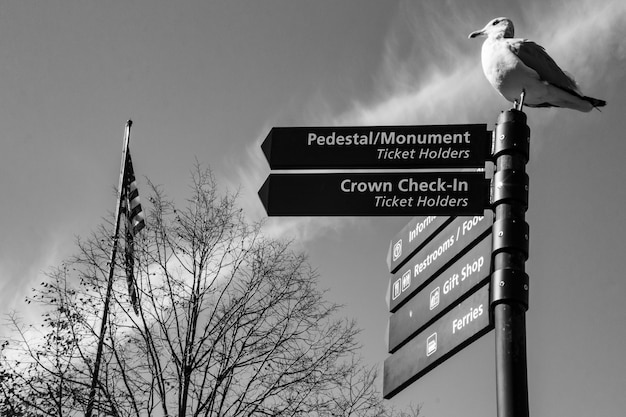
[388,234,492,352]
[258,172,490,216]
[261,124,491,169]
[386,216,453,273]
[389,212,493,312]
[383,283,492,399]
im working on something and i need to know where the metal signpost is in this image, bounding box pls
[258,112,531,417]
[490,110,530,417]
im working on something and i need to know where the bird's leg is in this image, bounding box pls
[516,89,526,111]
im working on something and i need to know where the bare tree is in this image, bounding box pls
[1,166,420,417]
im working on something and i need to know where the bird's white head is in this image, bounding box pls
[469,17,514,39]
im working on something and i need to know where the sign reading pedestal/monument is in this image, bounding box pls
[383,283,493,399]
[261,124,491,169]
[259,172,490,216]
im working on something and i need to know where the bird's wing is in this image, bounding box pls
[506,38,580,93]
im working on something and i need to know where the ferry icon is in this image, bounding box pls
[427,332,437,356]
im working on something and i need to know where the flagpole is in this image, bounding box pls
[86,120,132,417]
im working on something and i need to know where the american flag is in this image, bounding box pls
[123,150,145,314]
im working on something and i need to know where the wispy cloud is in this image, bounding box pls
[231,0,626,242]
[521,0,626,86]
[0,231,71,337]
[230,3,490,242]
[228,128,352,244]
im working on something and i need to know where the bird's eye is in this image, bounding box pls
[492,19,500,25]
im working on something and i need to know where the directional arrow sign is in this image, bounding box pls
[388,234,492,353]
[258,172,490,216]
[383,283,493,399]
[389,212,493,312]
[387,216,453,274]
[261,124,491,169]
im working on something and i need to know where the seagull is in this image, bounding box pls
[469,17,606,112]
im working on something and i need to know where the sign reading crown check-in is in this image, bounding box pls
[259,172,490,216]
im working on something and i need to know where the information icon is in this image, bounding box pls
[393,240,402,261]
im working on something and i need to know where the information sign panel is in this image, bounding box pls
[387,216,453,274]
[388,234,492,352]
[389,212,493,312]
[383,283,492,399]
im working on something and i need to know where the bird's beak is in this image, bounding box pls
[468,29,484,39]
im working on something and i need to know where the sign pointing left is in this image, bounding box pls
[262,124,491,169]
[259,172,490,216]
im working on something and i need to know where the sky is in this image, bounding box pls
[1,0,626,416]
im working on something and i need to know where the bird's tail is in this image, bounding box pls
[583,96,606,110]
[549,83,606,112]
